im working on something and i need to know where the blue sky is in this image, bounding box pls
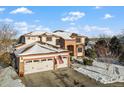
[0,6,124,37]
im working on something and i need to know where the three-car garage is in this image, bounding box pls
[24,58,54,74]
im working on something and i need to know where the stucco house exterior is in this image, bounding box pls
[18,30,86,58]
[13,41,70,76]
[13,30,86,76]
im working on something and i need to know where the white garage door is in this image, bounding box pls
[24,58,53,74]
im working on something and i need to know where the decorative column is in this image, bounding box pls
[53,57,57,70]
[67,55,71,67]
[74,45,77,58]
[19,56,24,77]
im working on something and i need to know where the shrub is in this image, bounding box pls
[85,48,97,59]
[119,52,124,63]
[0,52,11,66]
[83,58,93,66]
[70,56,74,61]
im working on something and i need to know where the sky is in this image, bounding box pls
[0,6,124,37]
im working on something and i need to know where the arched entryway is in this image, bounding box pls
[67,45,74,56]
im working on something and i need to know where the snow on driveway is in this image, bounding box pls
[74,61,124,84]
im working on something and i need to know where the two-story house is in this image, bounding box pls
[14,30,86,76]
[18,30,86,58]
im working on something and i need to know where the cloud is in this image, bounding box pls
[0,18,13,23]
[70,22,75,25]
[10,7,33,14]
[83,25,114,35]
[103,14,114,19]
[0,8,5,13]
[14,22,29,34]
[65,26,80,33]
[95,6,101,9]
[0,18,50,35]
[61,11,85,22]
[14,21,50,35]
[35,20,40,22]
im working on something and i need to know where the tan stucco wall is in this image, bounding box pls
[18,52,70,76]
[77,45,85,57]
[81,37,85,44]
[25,36,40,44]
[41,36,60,47]
[64,40,77,57]
[42,36,46,42]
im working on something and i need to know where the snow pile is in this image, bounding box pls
[0,66,3,70]
[74,61,124,84]
[0,66,25,87]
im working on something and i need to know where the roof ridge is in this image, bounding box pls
[37,41,68,51]
[36,43,58,52]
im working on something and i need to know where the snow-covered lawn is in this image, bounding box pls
[74,61,124,84]
[0,66,25,87]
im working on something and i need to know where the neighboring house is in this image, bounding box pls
[13,41,70,76]
[18,30,86,58]
[85,41,96,50]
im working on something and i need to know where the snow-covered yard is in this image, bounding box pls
[74,61,124,84]
[0,66,25,87]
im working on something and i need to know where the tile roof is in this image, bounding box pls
[53,30,72,39]
[14,41,68,56]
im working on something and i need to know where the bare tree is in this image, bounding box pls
[0,23,17,65]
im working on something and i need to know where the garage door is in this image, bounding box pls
[57,56,68,68]
[24,59,53,74]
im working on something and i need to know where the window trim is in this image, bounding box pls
[33,60,40,62]
[56,39,60,45]
[26,60,32,63]
[78,47,82,52]
[27,37,30,40]
[46,36,52,41]
[41,59,46,62]
[48,58,53,61]
[76,38,81,43]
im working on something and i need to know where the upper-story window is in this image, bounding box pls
[32,37,36,40]
[76,38,81,43]
[47,36,52,41]
[27,37,30,40]
[78,47,82,52]
[56,39,60,45]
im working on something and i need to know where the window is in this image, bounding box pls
[63,56,67,59]
[26,60,32,63]
[32,37,36,40]
[76,38,81,43]
[47,36,52,41]
[41,59,46,61]
[56,39,60,45]
[48,58,53,61]
[27,37,30,40]
[33,60,39,62]
[78,48,82,52]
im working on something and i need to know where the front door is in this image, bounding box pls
[67,45,74,56]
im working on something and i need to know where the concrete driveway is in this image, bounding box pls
[20,67,124,87]
[20,68,98,87]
